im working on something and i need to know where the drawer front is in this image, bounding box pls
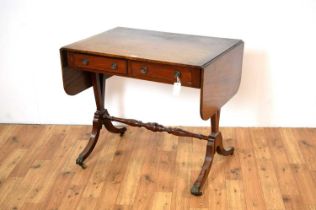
[68,52,127,74]
[130,61,201,88]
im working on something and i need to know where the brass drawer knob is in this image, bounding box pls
[140,66,148,74]
[174,71,181,78]
[174,71,181,84]
[81,58,89,65]
[111,63,118,70]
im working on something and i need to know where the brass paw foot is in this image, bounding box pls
[191,184,203,196]
[76,155,87,169]
[119,127,127,136]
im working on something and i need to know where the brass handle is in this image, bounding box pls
[140,66,148,74]
[174,71,181,78]
[111,63,118,70]
[81,58,89,65]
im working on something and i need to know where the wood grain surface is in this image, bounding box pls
[63,27,241,67]
[200,42,244,119]
[0,125,315,210]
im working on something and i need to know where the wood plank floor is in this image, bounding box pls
[0,125,315,210]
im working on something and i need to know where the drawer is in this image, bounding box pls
[67,52,127,74]
[130,61,201,88]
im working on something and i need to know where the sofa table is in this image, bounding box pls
[60,27,244,196]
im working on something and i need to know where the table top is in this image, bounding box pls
[63,27,242,68]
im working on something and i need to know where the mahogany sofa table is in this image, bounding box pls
[60,27,244,196]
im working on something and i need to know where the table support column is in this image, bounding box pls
[76,73,126,169]
[191,110,234,196]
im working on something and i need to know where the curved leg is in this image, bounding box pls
[211,110,234,156]
[103,110,127,136]
[191,139,215,196]
[76,112,102,169]
[76,73,104,169]
[215,132,234,156]
[76,73,126,169]
[191,110,234,196]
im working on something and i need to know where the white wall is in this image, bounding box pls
[1,0,316,127]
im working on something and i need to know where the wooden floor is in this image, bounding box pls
[0,125,315,210]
